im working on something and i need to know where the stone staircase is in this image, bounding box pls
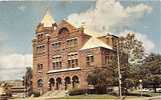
[42,90,67,98]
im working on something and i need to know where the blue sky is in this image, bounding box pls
[0,1,95,54]
[0,0,160,80]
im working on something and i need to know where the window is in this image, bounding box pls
[37,79,43,88]
[67,38,78,52]
[67,53,78,68]
[52,55,62,69]
[86,55,94,65]
[36,45,45,54]
[37,64,43,71]
[105,54,111,64]
[59,27,69,35]
[67,38,78,46]
[52,42,61,49]
[37,45,45,50]
[37,33,44,41]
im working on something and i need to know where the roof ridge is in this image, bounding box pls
[80,36,112,50]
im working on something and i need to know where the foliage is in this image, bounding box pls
[119,33,145,65]
[87,68,113,94]
[117,33,146,90]
[68,88,87,96]
[139,53,161,92]
[32,90,40,97]
[87,33,160,95]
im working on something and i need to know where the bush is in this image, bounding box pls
[32,91,40,97]
[68,88,87,96]
[125,92,151,97]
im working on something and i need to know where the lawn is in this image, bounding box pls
[58,94,119,99]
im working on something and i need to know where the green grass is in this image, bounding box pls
[130,90,161,97]
[58,94,119,99]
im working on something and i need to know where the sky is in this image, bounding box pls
[0,0,160,80]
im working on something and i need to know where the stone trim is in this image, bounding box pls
[47,67,80,74]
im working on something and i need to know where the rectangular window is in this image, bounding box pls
[37,33,44,41]
[37,64,43,71]
[86,55,94,65]
[52,55,62,69]
[52,42,61,49]
[67,38,78,46]
[36,45,45,53]
[105,54,111,64]
[67,52,78,68]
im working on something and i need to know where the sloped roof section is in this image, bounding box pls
[41,11,55,27]
[80,37,112,50]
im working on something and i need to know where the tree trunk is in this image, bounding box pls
[153,84,156,93]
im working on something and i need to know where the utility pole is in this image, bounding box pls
[117,39,122,99]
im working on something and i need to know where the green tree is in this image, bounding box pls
[109,33,145,91]
[87,33,146,94]
[139,53,161,92]
[87,68,113,94]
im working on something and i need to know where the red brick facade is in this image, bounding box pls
[32,12,118,94]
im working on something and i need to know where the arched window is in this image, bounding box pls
[58,27,69,35]
[65,77,71,84]
[49,78,55,86]
[49,78,55,91]
[72,76,79,83]
[37,79,43,87]
[72,75,79,88]
[64,77,71,90]
[56,77,62,90]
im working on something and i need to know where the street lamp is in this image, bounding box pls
[117,39,122,98]
[139,79,143,97]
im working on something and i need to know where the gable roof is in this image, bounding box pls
[80,37,112,50]
[41,11,55,27]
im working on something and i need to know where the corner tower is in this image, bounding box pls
[36,11,57,34]
[32,11,56,94]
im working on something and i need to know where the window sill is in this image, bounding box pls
[47,67,80,74]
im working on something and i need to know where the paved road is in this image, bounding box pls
[144,96,161,100]
[9,96,161,100]
[123,96,161,100]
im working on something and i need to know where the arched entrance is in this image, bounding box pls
[49,78,55,91]
[72,76,79,89]
[64,77,71,90]
[37,79,43,94]
[56,77,62,90]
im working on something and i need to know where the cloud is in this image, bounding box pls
[67,0,152,36]
[67,0,154,52]
[0,53,32,68]
[0,32,32,80]
[0,53,32,80]
[119,30,155,53]
[17,5,26,12]
[0,32,7,42]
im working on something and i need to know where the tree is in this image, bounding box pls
[139,53,161,92]
[118,33,145,89]
[87,33,146,94]
[109,33,145,92]
[87,68,113,94]
[23,67,33,97]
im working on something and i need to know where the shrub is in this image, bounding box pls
[32,91,40,97]
[125,92,151,97]
[68,88,87,96]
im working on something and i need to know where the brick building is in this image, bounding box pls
[32,11,119,94]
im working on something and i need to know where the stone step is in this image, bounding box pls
[42,90,67,98]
